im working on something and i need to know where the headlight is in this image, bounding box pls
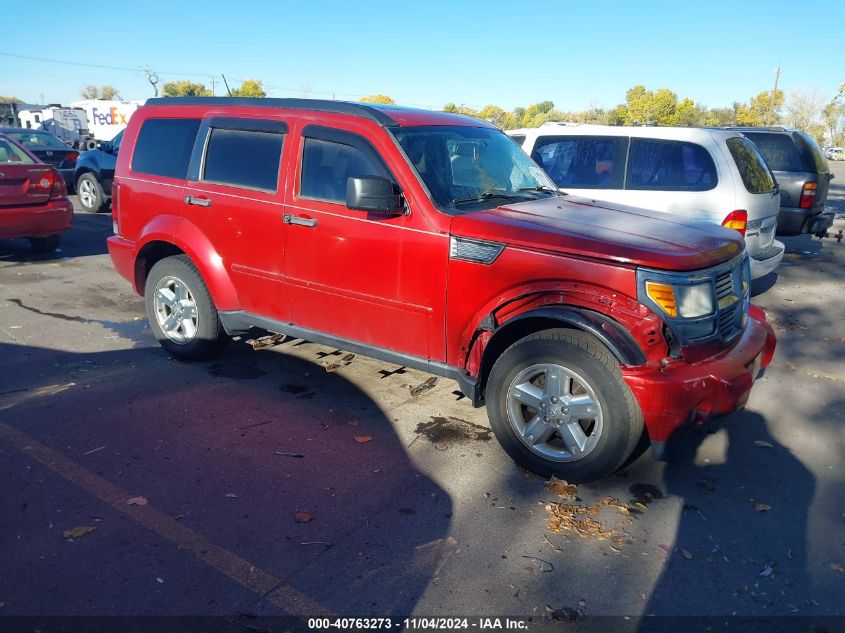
[675,283,714,318]
[645,281,713,318]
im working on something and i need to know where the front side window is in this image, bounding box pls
[626,138,717,191]
[392,126,556,213]
[726,137,777,194]
[131,118,200,179]
[300,137,390,203]
[202,128,284,191]
[532,136,627,189]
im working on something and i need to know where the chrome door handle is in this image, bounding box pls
[185,195,212,207]
[283,214,317,228]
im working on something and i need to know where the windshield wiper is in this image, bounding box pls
[518,185,563,196]
[453,190,534,205]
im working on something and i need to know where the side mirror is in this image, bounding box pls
[346,176,404,215]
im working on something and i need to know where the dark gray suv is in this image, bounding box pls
[727,127,834,236]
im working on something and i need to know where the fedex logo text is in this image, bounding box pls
[92,107,129,126]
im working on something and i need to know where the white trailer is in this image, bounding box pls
[17,106,95,149]
[70,99,142,142]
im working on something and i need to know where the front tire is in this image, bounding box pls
[145,255,226,360]
[76,173,104,213]
[486,329,643,482]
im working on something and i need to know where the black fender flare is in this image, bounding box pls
[471,306,647,406]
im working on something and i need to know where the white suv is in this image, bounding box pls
[508,124,784,279]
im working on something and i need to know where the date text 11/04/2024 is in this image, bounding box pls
[307,618,529,630]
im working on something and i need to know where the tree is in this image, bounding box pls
[477,105,508,127]
[231,79,266,98]
[0,96,22,103]
[783,89,825,133]
[162,80,211,97]
[80,85,120,100]
[822,101,845,146]
[360,94,395,104]
[736,89,784,126]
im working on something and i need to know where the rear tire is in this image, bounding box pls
[486,328,643,482]
[29,234,61,253]
[145,255,226,360]
[76,173,104,213]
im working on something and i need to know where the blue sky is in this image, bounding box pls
[2,0,842,111]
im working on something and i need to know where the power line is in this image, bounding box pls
[0,51,212,78]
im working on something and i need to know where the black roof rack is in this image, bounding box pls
[143,97,399,127]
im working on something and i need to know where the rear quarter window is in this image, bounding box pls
[626,138,717,191]
[794,132,830,174]
[131,118,200,179]
[726,137,777,194]
[741,131,803,172]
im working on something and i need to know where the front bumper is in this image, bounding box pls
[749,240,784,279]
[0,198,73,240]
[621,305,776,446]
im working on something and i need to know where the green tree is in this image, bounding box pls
[822,101,845,145]
[736,89,784,126]
[0,96,22,103]
[477,104,508,127]
[623,85,680,125]
[100,85,118,100]
[360,94,395,104]
[231,79,266,97]
[162,80,211,97]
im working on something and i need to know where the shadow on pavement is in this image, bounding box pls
[0,341,452,616]
[643,411,814,616]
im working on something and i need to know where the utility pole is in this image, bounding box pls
[769,66,781,125]
[211,76,216,96]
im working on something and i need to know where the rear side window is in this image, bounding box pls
[300,137,390,203]
[726,137,777,194]
[203,128,284,191]
[131,118,200,179]
[532,136,627,189]
[0,139,35,163]
[626,139,717,191]
[741,132,803,172]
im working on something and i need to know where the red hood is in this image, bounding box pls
[450,195,743,271]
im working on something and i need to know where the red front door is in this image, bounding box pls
[282,119,448,361]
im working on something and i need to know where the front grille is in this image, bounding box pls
[715,271,734,299]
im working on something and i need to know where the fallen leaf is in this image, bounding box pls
[224,493,238,498]
[353,435,373,444]
[681,549,693,560]
[753,440,774,448]
[295,512,313,523]
[754,503,772,512]
[126,496,148,506]
[63,526,97,539]
[548,478,577,498]
[831,563,845,573]
[545,605,579,622]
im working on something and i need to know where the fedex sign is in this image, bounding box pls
[92,106,130,126]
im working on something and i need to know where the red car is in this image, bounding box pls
[0,133,73,252]
[107,98,776,481]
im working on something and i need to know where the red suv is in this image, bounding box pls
[107,98,776,481]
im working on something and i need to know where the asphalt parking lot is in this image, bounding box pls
[1,164,844,623]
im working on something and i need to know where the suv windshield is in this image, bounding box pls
[392,126,557,213]
[726,137,777,194]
